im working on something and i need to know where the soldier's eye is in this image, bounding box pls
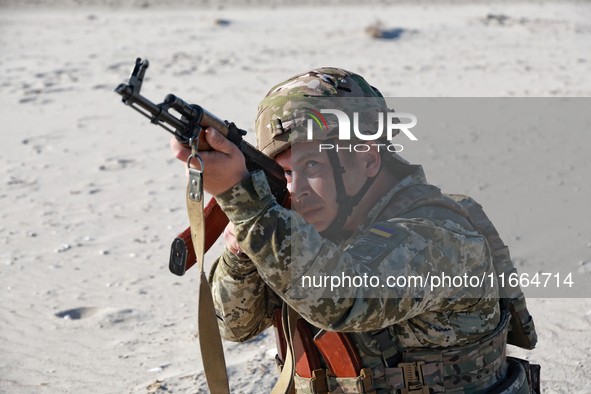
[284,170,292,178]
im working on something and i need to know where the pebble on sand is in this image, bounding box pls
[55,243,71,253]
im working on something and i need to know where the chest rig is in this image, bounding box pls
[274,183,538,394]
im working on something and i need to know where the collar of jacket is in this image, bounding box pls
[336,164,426,248]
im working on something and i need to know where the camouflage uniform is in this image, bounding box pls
[208,68,533,393]
[211,163,510,391]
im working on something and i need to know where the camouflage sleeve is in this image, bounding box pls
[216,171,497,333]
[208,246,282,342]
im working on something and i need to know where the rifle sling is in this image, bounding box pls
[186,173,231,394]
[271,303,299,394]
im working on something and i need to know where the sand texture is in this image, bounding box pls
[0,2,590,393]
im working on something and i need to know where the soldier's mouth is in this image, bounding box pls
[301,207,323,221]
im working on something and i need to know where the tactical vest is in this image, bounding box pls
[277,183,539,394]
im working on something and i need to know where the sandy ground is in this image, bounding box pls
[0,1,590,393]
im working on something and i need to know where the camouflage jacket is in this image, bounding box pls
[210,165,502,392]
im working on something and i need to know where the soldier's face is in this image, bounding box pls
[275,142,368,232]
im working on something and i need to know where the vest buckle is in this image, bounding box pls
[399,361,429,394]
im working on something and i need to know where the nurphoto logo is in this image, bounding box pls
[304,107,418,152]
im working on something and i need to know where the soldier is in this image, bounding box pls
[171,68,538,393]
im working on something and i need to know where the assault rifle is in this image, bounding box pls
[114,58,290,276]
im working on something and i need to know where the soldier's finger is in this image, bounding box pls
[170,137,191,161]
[223,222,236,239]
[204,127,236,155]
[223,223,245,256]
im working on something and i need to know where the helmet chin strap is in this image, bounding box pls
[319,139,388,241]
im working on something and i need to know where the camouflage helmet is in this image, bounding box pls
[255,67,391,158]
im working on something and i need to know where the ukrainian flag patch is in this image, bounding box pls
[369,224,396,238]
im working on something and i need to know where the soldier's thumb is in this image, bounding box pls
[204,127,232,154]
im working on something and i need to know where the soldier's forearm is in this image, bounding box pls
[209,248,280,342]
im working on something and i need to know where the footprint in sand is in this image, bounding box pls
[98,158,136,171]
[55,306,109,320]
[55,307,152,327]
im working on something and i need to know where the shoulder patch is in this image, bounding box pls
[369,224,396,238]
[346,222,409,265]
[346,237,390,264]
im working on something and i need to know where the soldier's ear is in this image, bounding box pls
[364,148,381,178]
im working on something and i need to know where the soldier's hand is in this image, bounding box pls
[170,127,249,196]
[223,222,248,259]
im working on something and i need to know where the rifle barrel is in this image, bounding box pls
[114,84,188,132]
